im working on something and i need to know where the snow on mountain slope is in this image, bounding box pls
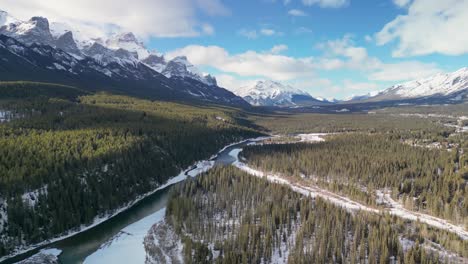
[49,22,99,49]
[142,54,166,73]
[0,16,55,46]
[162,56,217,86]
[106,32,150,60]
[345,91,380,101]
[0,10,18,27]
[233,80,317,107]
[382,68,468,98]
[0,11,248,106]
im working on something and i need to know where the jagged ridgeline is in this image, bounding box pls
[155,167,444,263]
[0,82,261,256]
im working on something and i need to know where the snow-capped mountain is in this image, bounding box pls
[345,91,380,102]
[55,31,81,55]
[381,68,468,99]
[106,32,150,60]
[0,34,248,106]
[162,56,217,86]
[233,80,326,107]
[0,10,247,107]
[0,16,55,46]
[142,54,166,73]
[350,68,468,103]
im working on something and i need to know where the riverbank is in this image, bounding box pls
[0,136,269,264]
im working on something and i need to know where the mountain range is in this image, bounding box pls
[0,10,467,108]
[0,11,247,107]
[353,68,468,103]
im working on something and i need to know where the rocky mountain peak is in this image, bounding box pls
[55,31,80,55]
[30,17,50,31]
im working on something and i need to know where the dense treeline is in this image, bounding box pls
[165,167,449,263]
[251,111,453,136]
[0,85,261,256]
[242,133,468,227]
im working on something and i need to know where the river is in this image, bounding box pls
[2,138,258,264]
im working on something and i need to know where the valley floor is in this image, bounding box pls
[231,134,468,242]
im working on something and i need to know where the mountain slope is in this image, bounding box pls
[0,35,248,106]
[351,68,468,104]
[233,80,326,107]
[0,11,248,107]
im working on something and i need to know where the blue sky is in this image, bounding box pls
[4,0,468,99]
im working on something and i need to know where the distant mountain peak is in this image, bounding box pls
[117,32,138,42]
[232,80,324,107]
[55,31,81,55]
[163,56,217,86]
[30,16,50,31]
[0,15,55,46]
[106,32,149,60]
[349,67,468,103]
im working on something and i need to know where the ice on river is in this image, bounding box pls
[84,208,166,264]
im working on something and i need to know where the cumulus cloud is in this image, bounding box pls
[317,35,381,71]
[368,61,441,81]
[376,0,468,57]
[166,45,316,81]
[302,0,349,8]
[216,74,258,91]
[0,0,229,38]
[316,35,442,81]
[392,0,412,7]
[270,44,288,54]
[260,28,276,36]
[238,29,258,39]
[288,9,308,16]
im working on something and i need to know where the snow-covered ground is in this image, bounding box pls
[144,221,184,264]
[234,165,468,239]
[232,151,468,241]
[296,133,327,143]
[21,185,48,207]
[376,190,468,240]
[18,248,62,264]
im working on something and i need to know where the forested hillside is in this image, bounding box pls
[0,82,261,256]
[150,167,462,263]
[241,133,468,227]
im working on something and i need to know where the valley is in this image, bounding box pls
[0,4,467,264]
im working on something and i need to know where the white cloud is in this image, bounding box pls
[342,80,379,90]
[283,0,292,5]
[201,24,215,35]
[238,29,258,39]
[302,0,349,8]
[368,61,441,81]
[376,0,468,57]
[0,0,228,38]
[166,45,316,81]
[316,35,442,81]
[270,44,288,54]
[260,28,276,36]
[316,35,381,71]
[288,9,308,16]
[393,0,411,8]
[294,27,313,34]
[216,74,258,91]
